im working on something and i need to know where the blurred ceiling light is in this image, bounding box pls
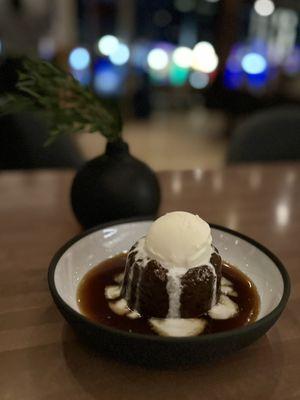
[189,71,209,89]
[68,47,91,70]
[254,0,275,17]
[174,0,196,13]
[192,41,219,73]
[98,35,119,56]
[205,0,220,2]
[109,43,130,65]
[172,46,193,68]
[147,48,169,70]
[153,9,172,27]
[241,53,267,74]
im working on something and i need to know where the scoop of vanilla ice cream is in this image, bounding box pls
[145,211,212,269]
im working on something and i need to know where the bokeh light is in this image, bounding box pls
[71,69,91,86]
[109,43,130,65]
[223,68,244,90]
[172,47,193,68]
[131,41,150,68]
[241,53,267,74]
[169,63,189,86]
[225,45,246,73]
[94,70,120,95]
[68,47,91,70]
[192,41,219,73]
[98,35,119,56]
[254,0,275,17]
[189,71,209,89]
[93,60,125,95]
[147,48,169,70]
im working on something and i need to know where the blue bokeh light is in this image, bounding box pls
[241,53,267,75]
[223,69,244,90]
[71,69,91,86]
[68,47,91,70]
[94,70,120,95]
[109,43,130,65]
[93,59,126,95]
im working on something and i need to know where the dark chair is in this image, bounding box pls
[227,106,300,163]
[0,112,84,170]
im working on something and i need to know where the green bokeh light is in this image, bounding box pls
[169,62,189,86]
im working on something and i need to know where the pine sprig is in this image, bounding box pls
[0,57,122,144]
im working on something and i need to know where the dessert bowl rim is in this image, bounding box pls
[48,217,290,343]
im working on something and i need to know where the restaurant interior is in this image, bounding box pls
[0,0,299,170]
[0,0,299,399]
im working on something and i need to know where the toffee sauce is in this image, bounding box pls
[77,253,260,336]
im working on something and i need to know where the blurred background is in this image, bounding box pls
[0,0,299,171]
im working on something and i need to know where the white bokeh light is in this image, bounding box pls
[109,43,130,65]
[172,46,193,68]
[147,48,169,70]
[254,0,275,17]
[276,201,290,227]
[98,35,119,56]
[192,41,219,73]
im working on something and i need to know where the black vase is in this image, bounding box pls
[71,140,160,229]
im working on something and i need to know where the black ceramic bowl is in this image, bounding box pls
[48,219,290,367]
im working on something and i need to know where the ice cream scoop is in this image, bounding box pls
[145,211,213,269]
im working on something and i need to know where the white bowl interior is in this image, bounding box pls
[54,221,284,320]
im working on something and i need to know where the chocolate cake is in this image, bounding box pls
[121,238,222,318]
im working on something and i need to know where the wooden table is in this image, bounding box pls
[0,163,299,400]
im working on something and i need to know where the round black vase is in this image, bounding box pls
[71,140,160,229]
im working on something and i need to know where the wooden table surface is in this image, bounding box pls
[0,163,299,400]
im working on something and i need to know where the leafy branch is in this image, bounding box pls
[0,57,122,144]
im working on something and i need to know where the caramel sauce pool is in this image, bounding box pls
[77,253,260,336]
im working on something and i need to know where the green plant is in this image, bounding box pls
[0,57,122,144]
